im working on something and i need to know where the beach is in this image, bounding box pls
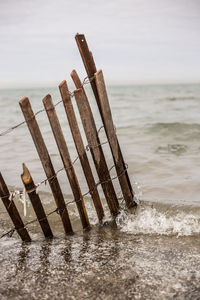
[0,83,200,299]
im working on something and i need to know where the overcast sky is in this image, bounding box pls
[0,0,200,88]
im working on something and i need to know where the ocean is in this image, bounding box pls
[0,83,200,299]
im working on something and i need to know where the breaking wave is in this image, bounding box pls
[116,201,200,236]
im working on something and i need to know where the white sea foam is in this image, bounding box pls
[117,204,200,236]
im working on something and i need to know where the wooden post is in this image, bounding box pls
[75,33,136,207]
[59,80,104,222]
[43,94,90,230]
[74,88,119,216]
[21,163,53,238]
[75,34,98,99]
[71,70,135,207]
[0,172,31,242]
[71,69,83,89]
[19,97,73,235]
[95,70,136,208]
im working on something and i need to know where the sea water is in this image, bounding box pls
[0,83,200,299]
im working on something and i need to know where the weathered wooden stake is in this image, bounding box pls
[21,163,53,238]
[74,88,119,216]
[71,69,83,89]
[43,94,90,229]
[0,172,31,242]
[19,97,73,235]
[75,34,97,98]
[59,80,104,222]
[95,70,136,208]
[75,33,136,208]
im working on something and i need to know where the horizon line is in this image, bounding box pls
[0,81,199,91]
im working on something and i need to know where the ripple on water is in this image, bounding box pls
[156,144,188,156]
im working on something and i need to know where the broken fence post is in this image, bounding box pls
[19,97,73,235]
[21,163,53,238]
[0,172,31,242]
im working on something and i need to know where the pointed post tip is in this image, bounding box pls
[21,163,32,184]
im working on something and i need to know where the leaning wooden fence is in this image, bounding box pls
[0,34,137,242]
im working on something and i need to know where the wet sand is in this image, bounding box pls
[0,227,200,300]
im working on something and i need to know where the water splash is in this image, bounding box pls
[116,204,200,236]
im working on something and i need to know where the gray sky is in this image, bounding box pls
[0,0,200,88]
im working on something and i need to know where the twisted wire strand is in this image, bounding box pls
[0,75,134,239]
[0,125,106,200]
[0,162,129,239]
[0,76,95,137]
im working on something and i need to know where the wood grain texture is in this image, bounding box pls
[43,94,90,229]
[74,88,119,216]
[95,70,136,208]
[21,163,53,238]
[59,80,104,222]
[75,33,136,208]
[19,97,73,235]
